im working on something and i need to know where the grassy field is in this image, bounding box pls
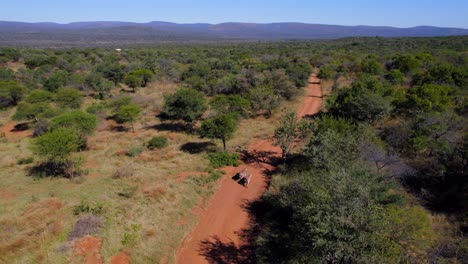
[0,80,307,263]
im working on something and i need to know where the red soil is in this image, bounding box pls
[74,236,104,264]
[110,252,132,264]
[0,122,33,141]
[176,71,323,263]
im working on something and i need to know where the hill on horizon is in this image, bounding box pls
[1,21,467,47]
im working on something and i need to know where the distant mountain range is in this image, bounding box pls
[0,21,467,46]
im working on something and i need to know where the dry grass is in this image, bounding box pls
[0,79,310,263]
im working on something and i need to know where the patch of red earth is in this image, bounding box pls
[110,252,131,264]
[0,122,33,141]
[74,236,104,264]
[176,71,323,264]
[0,188,16,200]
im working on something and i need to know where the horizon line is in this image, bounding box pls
[0,20,467,30]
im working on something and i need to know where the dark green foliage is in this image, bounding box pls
[55,87,83,109]
[0,68,15,80]
[24,54,54,69]
[97,63,126,85]
[147,136,169,150]
[207,152,241,168]
[0,81,25,107]
[50,111,98,136]
[72,201,105,216]
[329,87,392,122]
[42,70,69,92]
[391,54,422,74]
[164,88,208,124]
[360,55,384,75]
[211,94,251,117]
[386,69,405,84]
[17,157,34,165]
[200,113,239,151]
[0,47,21,62]
[318,65,337,80]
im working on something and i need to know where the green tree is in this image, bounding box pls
[274,111,310,161]
[211,94,251,117]
[31,127,81,177]
[249,85,280,117]
[43,70,69,92]
[50,110,98,136]
[55,87,83,109]
[408,84,452,112]
[24,90,54,104]
[0,81,25,108]
[13,102,56,122]
[318,65,337,80]
[200,113,239,151]
[164,88,208,125]
[124,74,141,92]
[114,103,142,132]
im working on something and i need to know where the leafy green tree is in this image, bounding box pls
[408,84,452,112]
[24,90,54,104]
[164,88,208,125]
[43,70,69,92]
[0,47,21,62]
[329,87,392,123]
[13,102,56,122]
[318,65,337,80]
[386,69,405,84]
[360,56,384,75]
[114,103,142,132]
[31,127,82,177]
[97,63,126,85]
[0,68,15,80]
[124,69,154,91]
[274,111,310,161]
[55,87,83,109]
[211,94,251,117]
[392,54,422,74]
[50,110,98,136]
[0,81,25,108]
[249,85,280,117]
[200,113,239,151]
[124,74,141,92]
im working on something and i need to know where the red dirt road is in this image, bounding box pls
[176,70,323,264]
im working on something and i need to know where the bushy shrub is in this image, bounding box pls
[72,201,104,216]
[126,145,144,157]
[112,164,134,179]
[17,157,34,165]
[147,136,168,150]
[207,152,242,168]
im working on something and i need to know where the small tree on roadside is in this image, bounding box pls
[31,127,82,177]
[274,111,310,161]
[164,88,208,127]
[200,113,239,151]
[114,103,142,132]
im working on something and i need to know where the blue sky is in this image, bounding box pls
[1,0,467,28]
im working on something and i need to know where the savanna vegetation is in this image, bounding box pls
[0,36,466,263]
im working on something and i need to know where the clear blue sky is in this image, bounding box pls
[1,0,467,28]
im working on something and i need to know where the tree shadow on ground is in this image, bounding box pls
[180,142,217,154]
[12,122,30,132]
[240,150,282,166]
[148,122,193,133]
[111,125,130,132]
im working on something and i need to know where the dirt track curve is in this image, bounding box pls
[176,70,323,264]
